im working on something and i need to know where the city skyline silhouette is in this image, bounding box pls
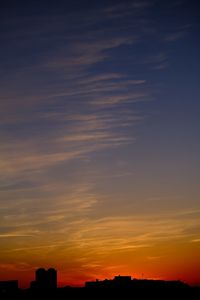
[1,267,200,298]
[0,267,197,289]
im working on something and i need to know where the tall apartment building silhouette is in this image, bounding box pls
[30,268,57,289]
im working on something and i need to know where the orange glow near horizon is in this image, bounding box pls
[1,261,200,289]
[1,234,200,288]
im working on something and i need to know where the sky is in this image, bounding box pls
[0,0,200,288]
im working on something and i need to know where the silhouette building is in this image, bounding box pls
[85,275,133,288]
[0,280,18,294]
[30,268,57,289]
[47,268,57,289]
[85,275,189,289]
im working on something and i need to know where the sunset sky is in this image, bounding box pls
[0,0,200,288]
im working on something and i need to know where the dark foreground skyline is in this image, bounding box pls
[0,0,200,288]
[0,268,200,299]
[0,267,198,289]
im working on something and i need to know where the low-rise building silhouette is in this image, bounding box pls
[85,275,133,288]
[0,280,18,294]
[85,275,189,289]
